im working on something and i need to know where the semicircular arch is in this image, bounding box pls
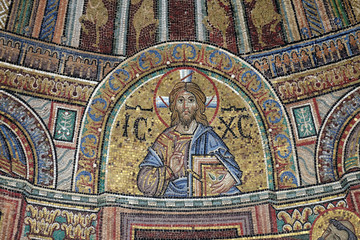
[316,86,360,183]
[74,42,298,195]
[0,90,57,187]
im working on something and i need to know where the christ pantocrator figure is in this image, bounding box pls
[137,81,242,197]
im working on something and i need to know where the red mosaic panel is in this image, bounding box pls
[243,0,285,51]
[79,0,116,54]
[127,0,158,56]
[169,0,196,41]
[205,0,238,54]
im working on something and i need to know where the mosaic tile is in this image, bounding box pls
[0,1,360,239]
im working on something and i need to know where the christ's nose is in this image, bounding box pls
[183,99,189,109]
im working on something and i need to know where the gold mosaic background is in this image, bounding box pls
[107,69,267,194]
[1,0,360,238]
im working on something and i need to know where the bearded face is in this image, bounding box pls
[318,220,357,240]
[321,223,349,240]
[175,91,198,128]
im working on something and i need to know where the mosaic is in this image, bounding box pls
[310,208,360,239]
[75,42,298,195]
[106,67,267,195]
[0,0,360,239]
[23,204,98,240]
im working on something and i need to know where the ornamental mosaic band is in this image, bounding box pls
[137,81,242,197]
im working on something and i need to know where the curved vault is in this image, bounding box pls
[74,42,299,195]
[0,90,57,187]
[316,86,360,183]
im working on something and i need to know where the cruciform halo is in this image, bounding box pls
[153,67,220,128]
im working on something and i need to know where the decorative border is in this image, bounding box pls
[22,200,99,240]
[276,199,348,232]
[2,36,360,105]
[0,115,35,181]
[272,56,360,103]
[0,30,123,81]
[316,87,360,183]
[102,204,268,238]
[0,90,57,187]
[0,172,359,209]
[233,231,309,239]
[338,114,360,174]
[0,62,96,105]
[0,22,360,94]
[123,212,250,239]
[74,42,298,194]
[244,24,360,79]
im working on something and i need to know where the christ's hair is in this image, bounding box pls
[169,82,209,127]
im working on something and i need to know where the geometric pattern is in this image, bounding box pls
[301,0,325,37]
[120,211,253,239]
[0,172,358,210]
[39,0,60,41]
[0,0,10,29]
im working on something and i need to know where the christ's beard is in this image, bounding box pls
[179,113,196,128]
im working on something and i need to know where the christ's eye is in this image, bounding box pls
[177,98,184,104]
[188,97,196,103]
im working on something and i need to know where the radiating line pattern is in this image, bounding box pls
[39,0,60,41]
[301,0,325,37]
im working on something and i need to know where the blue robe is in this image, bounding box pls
[139,123,242,197]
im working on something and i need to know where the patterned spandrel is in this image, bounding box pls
[292,105,316,139]
[53,109,77,142]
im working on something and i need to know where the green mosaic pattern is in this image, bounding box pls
[54,109,77,142]
[293,105,316,139]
